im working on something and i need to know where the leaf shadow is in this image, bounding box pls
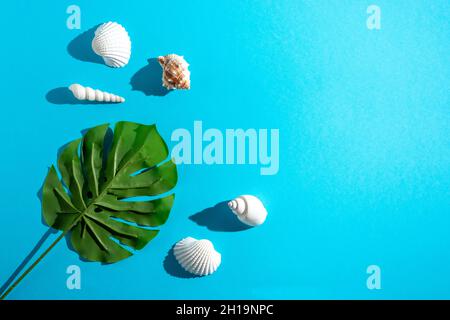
[189,201,251,232]
[130,58,171,96]
[67,24,104,65]
[45,87,113,105]
[0,228,55,297]
[163,244,197,279]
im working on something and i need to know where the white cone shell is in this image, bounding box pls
[174,237,221,276]
[69,84,125,103]
[92,21,131,68]
[228,195,267,227]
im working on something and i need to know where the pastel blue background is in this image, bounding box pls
[0,0,449,299]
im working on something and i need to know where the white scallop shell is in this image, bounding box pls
[69,83,125,103]
[92,21,131,68]
[228,195,268,227]
[173,237,221,276]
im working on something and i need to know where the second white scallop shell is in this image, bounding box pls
[228,195,268,227]
[173,237,221,276]
[92,21,131,68]
[69,84,125,103]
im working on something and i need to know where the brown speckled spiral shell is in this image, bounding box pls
[158,54,190,90]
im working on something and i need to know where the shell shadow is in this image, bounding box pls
[163,245,197,279]
[189,201,251,232]
[45,87,108,105]
[67,25,104,65]
[130,58,171,97]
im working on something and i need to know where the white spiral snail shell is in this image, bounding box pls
[228,195,268,227]
[69,84,125,103]
[92,21,131,68]
[173,237,221,276]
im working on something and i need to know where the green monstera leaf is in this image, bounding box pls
[42,121,177,263]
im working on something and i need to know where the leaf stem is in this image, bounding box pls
[0,230,67,300]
